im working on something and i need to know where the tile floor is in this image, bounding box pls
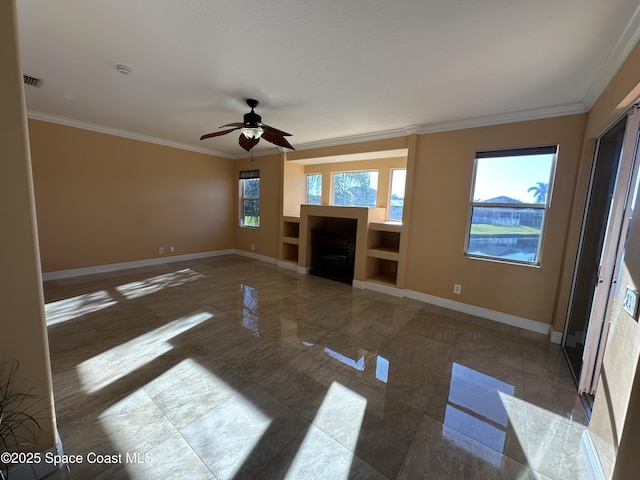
[42,255,590,479]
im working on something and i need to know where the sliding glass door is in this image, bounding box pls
[563,106,640,395]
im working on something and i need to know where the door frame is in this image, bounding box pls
[571,105,640,395]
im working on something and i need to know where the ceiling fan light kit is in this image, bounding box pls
[200,98,294,152]
[241,126,264,139]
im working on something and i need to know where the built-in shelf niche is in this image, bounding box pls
[366,258,399,286]
[365,222,402,286]
[281,216,300,265]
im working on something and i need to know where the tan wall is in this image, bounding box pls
[583,40,640,480]
[282,158,305,217]
[235,153,282,258]
[286,136,408,162]
[1,0,56,454]
[404,114,587,324]
[28,120,236,272]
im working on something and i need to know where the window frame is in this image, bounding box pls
[239,170,260,228]
[388,168,407,222]
[331,170,379,207]
[464,146,557,266]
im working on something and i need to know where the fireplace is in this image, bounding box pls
[311,229,356,284]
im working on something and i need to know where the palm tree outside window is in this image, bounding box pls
[465,146,557,265]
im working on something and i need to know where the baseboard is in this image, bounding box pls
[1,435,65,480]
[277,260,298,271]
[365,281,404,297]
[550,330,563,344]
[41,250,235,281]
[297,266,311,275]
[352,279,366,289]
[403,289,552,336]
[233,249,278,264]
[581,430,605,480]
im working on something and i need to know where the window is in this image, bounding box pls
[239,170,260,228]
[332,171,378,207]
[465,146,556,265]
[306,174,322,205]
[389,169,406,221]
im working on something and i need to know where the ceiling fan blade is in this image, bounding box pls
[200,127,240,140]
[239,134,260,151]
[221,122,246,129]
[261,129,295,150]
[261,123,292,137]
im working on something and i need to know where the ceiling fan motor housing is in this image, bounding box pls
[244,110,261,127]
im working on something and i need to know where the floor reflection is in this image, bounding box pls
[241,283,260,335]
[324,347,366,371]
[442,363,514,467]
[375,355,390,383]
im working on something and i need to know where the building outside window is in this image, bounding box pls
[306,174,322,205]
[332,171,378,207]
[465,146,557,265]
[239,169,260,227]
[389,169,406,221]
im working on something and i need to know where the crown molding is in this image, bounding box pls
[582,4,640,108]
[26,110,230,158]
[292,103,587,151]
[415,102,588,135]
[293,127,409,152]
[404,125,421,135]
[28,100,589,162]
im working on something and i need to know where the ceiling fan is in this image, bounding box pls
[200,99,295,152]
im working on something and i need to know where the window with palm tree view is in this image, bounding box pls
[332,171,378,207]
[465,146,556,265]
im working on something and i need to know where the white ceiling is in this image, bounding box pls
[16,0,640,158]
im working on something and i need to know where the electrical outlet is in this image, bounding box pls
[170,246,175,253]
[251,244,255,251]
[159,247,164,255]
[453,284,462,295]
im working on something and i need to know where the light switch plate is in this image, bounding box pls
[622,286,639,320]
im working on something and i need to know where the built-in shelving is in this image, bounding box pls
[280,211,405,288]
[281,216,301,264]
[365,222,402,286]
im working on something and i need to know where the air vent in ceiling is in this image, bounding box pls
[23,75,43,87]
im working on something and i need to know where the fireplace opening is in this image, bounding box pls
[311,221,356,284]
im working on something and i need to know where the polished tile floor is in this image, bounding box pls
[43,255,589,479]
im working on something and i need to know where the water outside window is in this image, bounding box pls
[466,149,556,264]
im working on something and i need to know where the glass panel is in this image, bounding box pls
[467,206,544,263]
[242,199,260,227]
[243,178,260,199]
[389,169,406,221]
[332,171,378,207]
[563,116,627,388]
[306,174,322,205]
[473,154,554,204]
